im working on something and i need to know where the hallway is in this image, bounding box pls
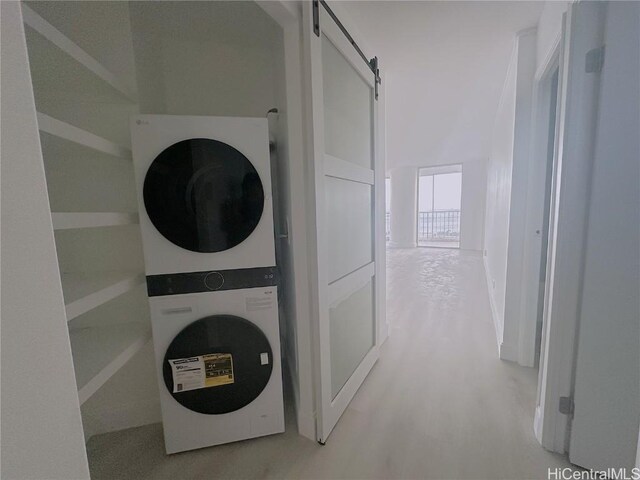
[87,248,571,479]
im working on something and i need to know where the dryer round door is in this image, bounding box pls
[163,315,274,414]
[143,138,265,253]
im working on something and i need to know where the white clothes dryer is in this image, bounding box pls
[131,114,275,275]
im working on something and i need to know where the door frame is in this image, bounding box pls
[302,0,386,443]
[518,32,562,370]
[257,0,316,440]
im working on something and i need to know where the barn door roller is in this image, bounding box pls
[313,0,382,100]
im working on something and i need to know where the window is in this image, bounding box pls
[417,167,462,248]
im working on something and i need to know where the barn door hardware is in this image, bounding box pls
[312,0,320,37]
[559,396,574,416]
[370,56,381,100]
[312,0,382,100]
[585,45,605,73]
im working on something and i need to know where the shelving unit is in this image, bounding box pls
[62,271,145,321]
[37,113,131,159]
[71,322,151,404]
[22,1,148,422]
[21,4,137,102]
[52,212,139,231]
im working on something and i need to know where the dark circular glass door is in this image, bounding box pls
[163,315,274,414]
[143,138,265,253]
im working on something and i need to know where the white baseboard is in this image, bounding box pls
[297,410,316,441]
[379,321,390,345]
[459,247,484,254]
[635,427,640,468]
[499,341,518,362]
[534,405,543,444]
[283,353,316,441]
[483,255,502,355]
[82,399,161,441]
[387,241,417,249]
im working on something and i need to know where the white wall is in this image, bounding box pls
[342,2,542,169]
[0,2,89,477]
[388,167,418,248]
[501,30,537,362]
[483,44,517,348]
[130,2,283,118]
[460,160,487,251]
[483,29,537,358]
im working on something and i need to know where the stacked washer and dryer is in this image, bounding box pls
[131,115,284,454]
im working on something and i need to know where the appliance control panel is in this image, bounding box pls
[204,271,225,291]
[146,267,277,297]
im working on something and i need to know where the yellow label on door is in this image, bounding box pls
[202,353,234,387]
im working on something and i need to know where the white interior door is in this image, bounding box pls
[535,1,639,466]
[568,1,639,469]
[305,3,382,443]
[535,0,604,453]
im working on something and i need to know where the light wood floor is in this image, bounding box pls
[87,248,573,479]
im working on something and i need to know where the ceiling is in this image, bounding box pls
[340,1,544,169]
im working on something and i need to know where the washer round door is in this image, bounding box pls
[163,315,274,414]
[144,138,265,253]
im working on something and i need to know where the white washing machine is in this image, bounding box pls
[131,114,284,454]
[148,286,284,454]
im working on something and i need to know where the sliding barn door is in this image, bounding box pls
[304,2,382,443]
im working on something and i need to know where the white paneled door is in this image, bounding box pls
[568,1,639,470]
[305,3,383,443]
[537,0,640,469]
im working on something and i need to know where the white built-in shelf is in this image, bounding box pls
[37,112,131,159]
[52,212,139,230]
[70,322,151,404]
[62,271,145,321]
[21,4,137,102]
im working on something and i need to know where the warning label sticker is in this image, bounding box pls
[168,353,234,393]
